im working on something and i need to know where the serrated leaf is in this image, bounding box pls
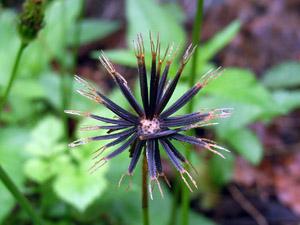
[200,20,241,62]
[226,128,263,165]
[53,163,107,212]
[262,61,300,89]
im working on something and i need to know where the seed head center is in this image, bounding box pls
[139,118,160,135]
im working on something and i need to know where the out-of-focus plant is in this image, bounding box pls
[0,0,120,224]
[0,0,299,224]
[0,1,44,224]
[92,0,300,219]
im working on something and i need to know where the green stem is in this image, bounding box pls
[168,179,179,225]
[0,164,42,224]
[181,1,204,225]
[142,152,149,225]
[0,42,27,115]
[0,41,43,224]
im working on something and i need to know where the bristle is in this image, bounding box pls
[69,138,90,148]
[64,110,90,117]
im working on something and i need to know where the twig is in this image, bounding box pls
[229,185,268,225]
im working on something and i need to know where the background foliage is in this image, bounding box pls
[0,0,300,224]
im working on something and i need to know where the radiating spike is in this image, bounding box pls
[200,67,223,87]
[64,110,90,117]
[118,173,133,191]
[92,146,106,159]
[135,34,149,116]
[180,172,193,192]
[159,173,171,188]
[154,177,164,198]
[105,134,138,160]
[139,129,178,140]
[68,138,90,148]
[89,158,108,174]
[128,140,145,174]
[76,89,102,103]
[161,82,203,118]
[182,170,198,189]
[156,43,195,114]
[149,183,153,200]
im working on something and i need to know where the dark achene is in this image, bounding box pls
[65,33,231,198]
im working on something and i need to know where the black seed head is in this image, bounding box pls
[65,34,231,197]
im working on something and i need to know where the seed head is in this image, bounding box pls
[66,34,231,197]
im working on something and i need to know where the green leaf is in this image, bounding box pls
[225,128,263,165]
[126,0,186,50]
[11,78,45,100]
[92,49,137,67]
[26,116,66,157]
[0,11,20,86]
[262,61,300,89]
[200,20,241,62]
[0,127,29,223]
[271,90,300,114]
[24,155,70,184]
[69,19,119,45]
[40,0,82,58]
[53,163,107,212]
[202,68,273,109]
[196,96,263,132]
[80,148,216,225]
[209,153,234,187]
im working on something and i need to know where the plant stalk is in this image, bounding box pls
[0,163,42,224]
[142,151,149,225]
[181,1,204,225]
[0,41,43,224]
[0,42,27,115]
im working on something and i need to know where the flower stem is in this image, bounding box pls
[181,1,204,225]
[0,42,27,115]
[0,41,43,224]
[142,151,149,225]
[168,178,179,225]
[0,164,42,224]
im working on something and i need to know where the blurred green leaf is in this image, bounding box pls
[25,116,66,157]
[85,152,215,225]
[24,155,70,184]
[12,78,45,100]
[162,2,185,23]
[226,128,263,165]
[126,0,186,50]
[271,90,300,114]
[200,20,241,62]
[93,49,137,67]
[203,68,273,109]
[0,127,29,223]
[40,0,82,58]
[262,61,300,89]
[0,11,20,86]
[196,95,263,132]
[69,19,120,45]
[53,163,107,212]
[209,152,234,187]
